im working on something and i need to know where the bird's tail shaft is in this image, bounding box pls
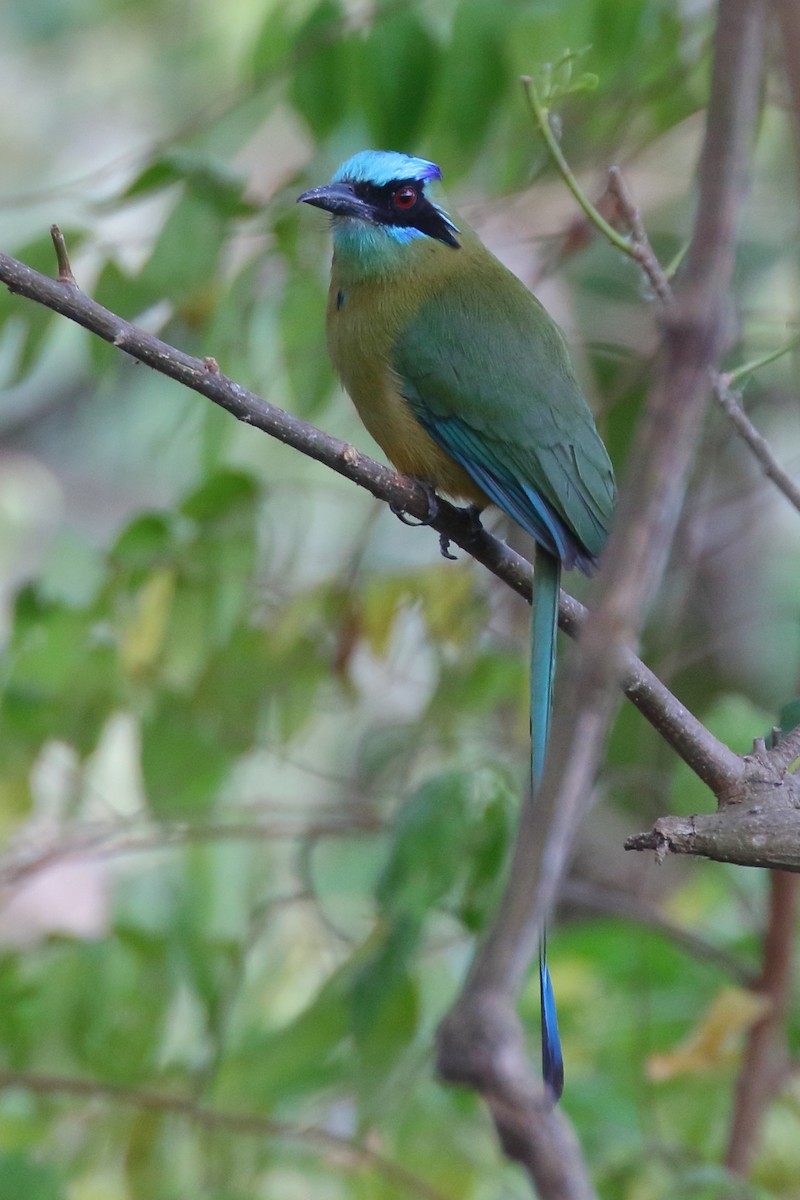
[531,548,564,1100]
[530,549,559,788]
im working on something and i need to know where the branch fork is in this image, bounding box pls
[627,737,800,871]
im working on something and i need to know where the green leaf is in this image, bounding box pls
[377,773,469,919]
[534,48,599,107]
[351,917,420,1041]
[289,0,351,138]
[219,967,352,1107]
[68,940,170,1083]
[279,270,333,416]
[93,258,167,319]
[135,191,226,322]
[0,1154,62,1200]
[0,955,40,1068]
[458,782,514,931]
[359,9,441,149]
[2,588,119,755]
[124,1110,164,1200]
[179,469,258,523]
[251,3,297,81]
[110,513,175,574]
[140,693,231,816]
[121,151,257,218]
[192,626,267,751]
[590,0,648,65]
[434,0,512,161]
[351,921,420,1099]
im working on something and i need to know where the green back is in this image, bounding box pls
[391,249,615,567]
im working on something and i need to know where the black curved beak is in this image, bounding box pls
[297,182,371,220]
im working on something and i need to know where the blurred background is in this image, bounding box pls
[1,0,799,1197]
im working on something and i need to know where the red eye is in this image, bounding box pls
[393,186,418,210]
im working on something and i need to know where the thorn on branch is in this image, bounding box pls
[605,167,673,305]
[50,225,77,287]
[606,166,648,245]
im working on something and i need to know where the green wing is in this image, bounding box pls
[391,267,615,570]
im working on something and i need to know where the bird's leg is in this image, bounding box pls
[462,503,484,540]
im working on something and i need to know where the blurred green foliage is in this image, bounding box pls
[1,0,800,1198]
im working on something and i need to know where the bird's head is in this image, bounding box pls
[298,151,460,271]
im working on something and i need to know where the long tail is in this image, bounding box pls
[531,547,564,1101]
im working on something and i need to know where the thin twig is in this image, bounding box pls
[714,376,800,514]
[521,76,631,257]
[725,331,800,386]
[0,1069,452,1200]
[522,79,674,307]
[0,811,383,892]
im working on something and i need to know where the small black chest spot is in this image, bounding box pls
[336,289,346,310]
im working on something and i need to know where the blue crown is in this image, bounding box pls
[332,150,442,188]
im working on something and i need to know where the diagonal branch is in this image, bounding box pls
[0,237,741,793]
[438,2,767,1195]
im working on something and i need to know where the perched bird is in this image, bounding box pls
[299,150,615,1100]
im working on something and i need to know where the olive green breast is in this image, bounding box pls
[325,234,487,500]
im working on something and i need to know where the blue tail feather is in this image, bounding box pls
[531,549,564,1101]
[540,941,564,1101]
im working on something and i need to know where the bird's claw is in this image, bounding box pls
[390,489,483,562]
[390,482,439,527]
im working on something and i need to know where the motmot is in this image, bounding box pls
[299,150,615,1100]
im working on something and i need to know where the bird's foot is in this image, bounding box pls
[438,504,485,561]
[390,482,439,527]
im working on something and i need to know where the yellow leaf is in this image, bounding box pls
[362,576,408,657]
[647,985,771,1081]
[417,566,475,644]
[121,567,176,676]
